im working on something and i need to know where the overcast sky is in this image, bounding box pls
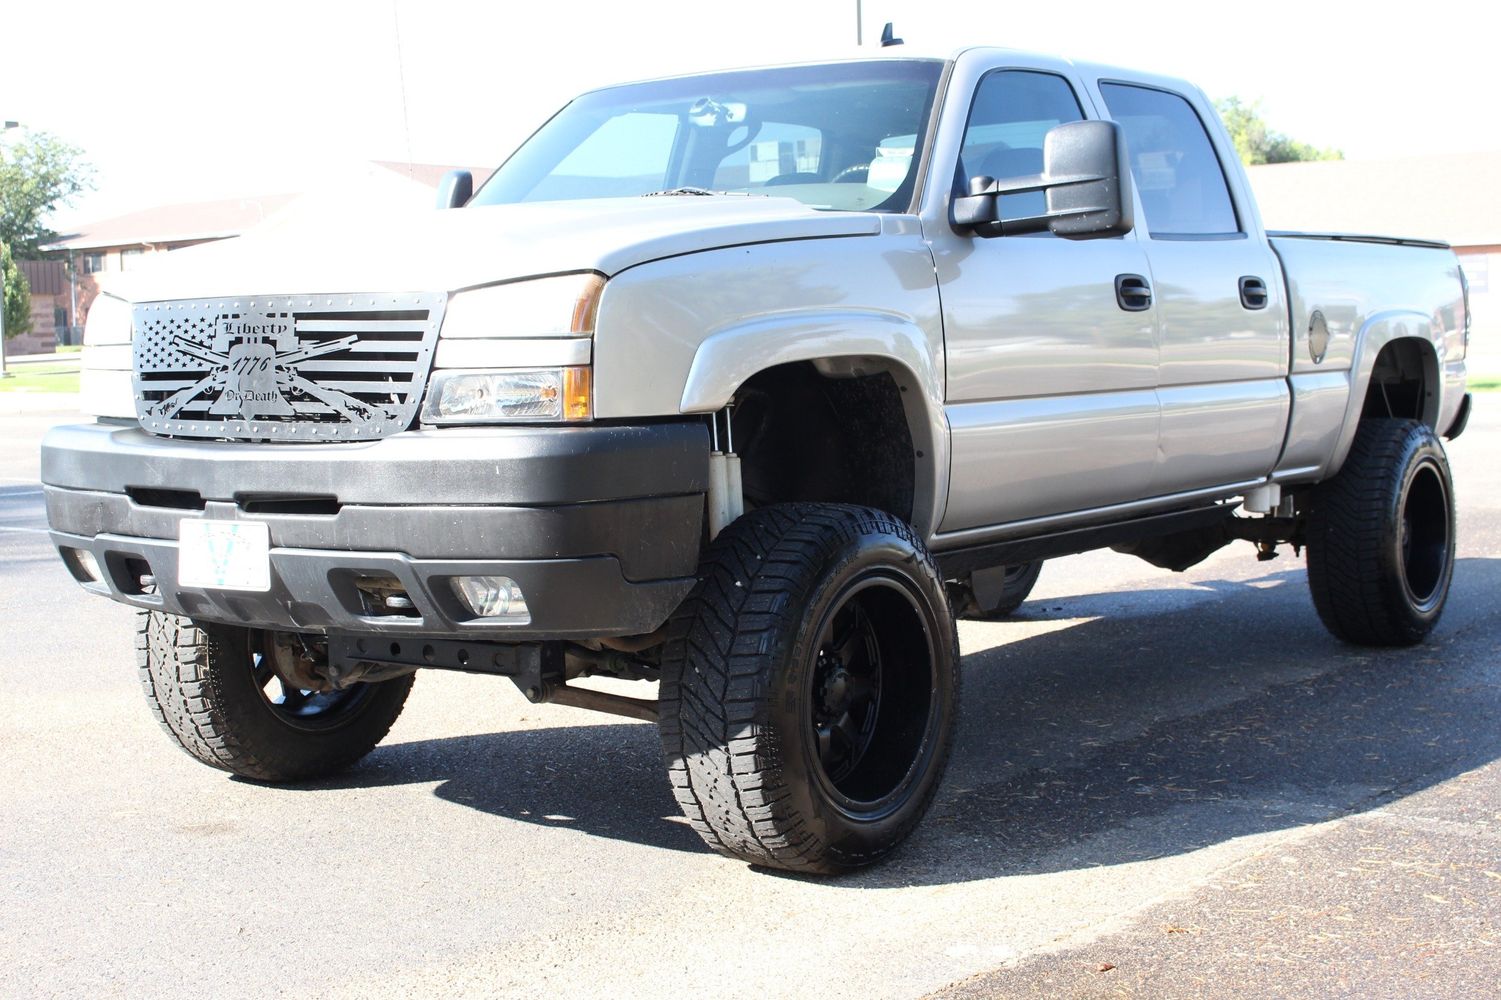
[7,0,1497,229]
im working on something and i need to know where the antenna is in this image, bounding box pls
[391,0,414,180]
[881,22,904,47]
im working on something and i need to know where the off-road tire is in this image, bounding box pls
[658,503,959,874]
[137,611,414,781]
[955,561,1044,620]
[1305,418,1456,646]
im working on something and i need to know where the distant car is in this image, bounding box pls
[44,47,1470,874]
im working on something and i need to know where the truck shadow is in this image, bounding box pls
[301,555,1501,884]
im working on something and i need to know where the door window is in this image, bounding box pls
[957,71,1085,220]
[1098,83,1239,237]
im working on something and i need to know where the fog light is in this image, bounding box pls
[452,575,530,622]
[65,547,102,583]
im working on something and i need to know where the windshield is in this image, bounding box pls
[471,60,945,213]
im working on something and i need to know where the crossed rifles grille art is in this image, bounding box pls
[145,311,387,424]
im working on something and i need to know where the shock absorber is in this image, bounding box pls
[706,404,744,539]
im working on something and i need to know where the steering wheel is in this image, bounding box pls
[832,164,870,183]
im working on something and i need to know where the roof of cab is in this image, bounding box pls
[585,45,1204,106]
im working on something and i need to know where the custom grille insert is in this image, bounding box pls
[132,292,446,442]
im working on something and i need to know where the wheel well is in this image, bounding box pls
[730,362,916,523]
[1362,338,1437,425]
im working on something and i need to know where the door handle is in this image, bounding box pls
[1115,273,1152,312]
[1239,275,1269,310]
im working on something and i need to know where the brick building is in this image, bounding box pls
[28,163,489,356]
[29,193,297,356]
[9,259,71,356]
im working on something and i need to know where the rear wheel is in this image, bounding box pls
[953,561,1044,620]
[1305,418,1456,646]
[137,611,414,781]
[658,503,959,874]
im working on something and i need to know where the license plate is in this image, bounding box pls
[179,519,271,592]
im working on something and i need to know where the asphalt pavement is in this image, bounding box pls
[2,403,1498,999]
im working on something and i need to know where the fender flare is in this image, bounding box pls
[678,309,950,540]
[1325,311,1442,477]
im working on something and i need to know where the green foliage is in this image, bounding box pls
[0,129,94,257]
[1215,97,1343,166]
[2,240,31,339]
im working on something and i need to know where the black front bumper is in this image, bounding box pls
[42,421,708,639]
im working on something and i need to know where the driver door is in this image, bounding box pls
[923,61,1161,534]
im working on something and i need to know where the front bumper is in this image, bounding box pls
[42,421,708,639]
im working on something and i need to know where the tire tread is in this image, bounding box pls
[658,503,958,873]
[1306,418,1454,647]
[137,611,412,782]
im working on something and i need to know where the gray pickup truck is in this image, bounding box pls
[43,48,1471,874]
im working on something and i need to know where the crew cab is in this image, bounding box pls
[43,47,1471,873]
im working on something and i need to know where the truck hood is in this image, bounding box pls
[106,196,883,302]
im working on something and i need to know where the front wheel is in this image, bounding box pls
[658,504,959,874]
[137,612,414,781]
[1305,418,1456,646]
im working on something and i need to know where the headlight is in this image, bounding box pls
[422,367,592,424]
[80,294,136,418]
[424,273,603,424]
[440,273,603,339]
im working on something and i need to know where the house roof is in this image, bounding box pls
[41,163,496,254]
[1247,152,1501,249]
[371,161,495,189]
[43,194,300,253]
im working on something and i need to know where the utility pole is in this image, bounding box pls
[0,264,8,378]
[0,120,20,378]
[856,0,863,46]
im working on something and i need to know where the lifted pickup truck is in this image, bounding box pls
[44,48,1471,874]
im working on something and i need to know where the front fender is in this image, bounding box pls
[679,309,940,412]
[679,309,949,540]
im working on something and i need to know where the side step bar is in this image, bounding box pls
[934,503,1234,579]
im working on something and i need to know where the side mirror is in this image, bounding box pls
[952,120,1134,240]
[436,169,473,210]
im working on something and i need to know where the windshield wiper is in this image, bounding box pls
[641,187,766,198]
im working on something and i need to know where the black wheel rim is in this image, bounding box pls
[1003,563,1033,585]
[1399,459,1451,612]
[251,635,372,732]
[807,574,938,819]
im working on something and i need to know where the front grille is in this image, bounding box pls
[132,292,446,442]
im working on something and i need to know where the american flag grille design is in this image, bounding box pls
[132,292,446,442]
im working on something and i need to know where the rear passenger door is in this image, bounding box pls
[1095,82,1290,495]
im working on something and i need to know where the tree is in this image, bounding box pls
[2,240,31,339]
[0,129,94,257]
[1214,98,1342,166]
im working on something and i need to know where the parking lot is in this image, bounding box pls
[3,402,1498,999]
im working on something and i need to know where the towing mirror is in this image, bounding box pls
[952,120,1134,240]
[436,169,473,210]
